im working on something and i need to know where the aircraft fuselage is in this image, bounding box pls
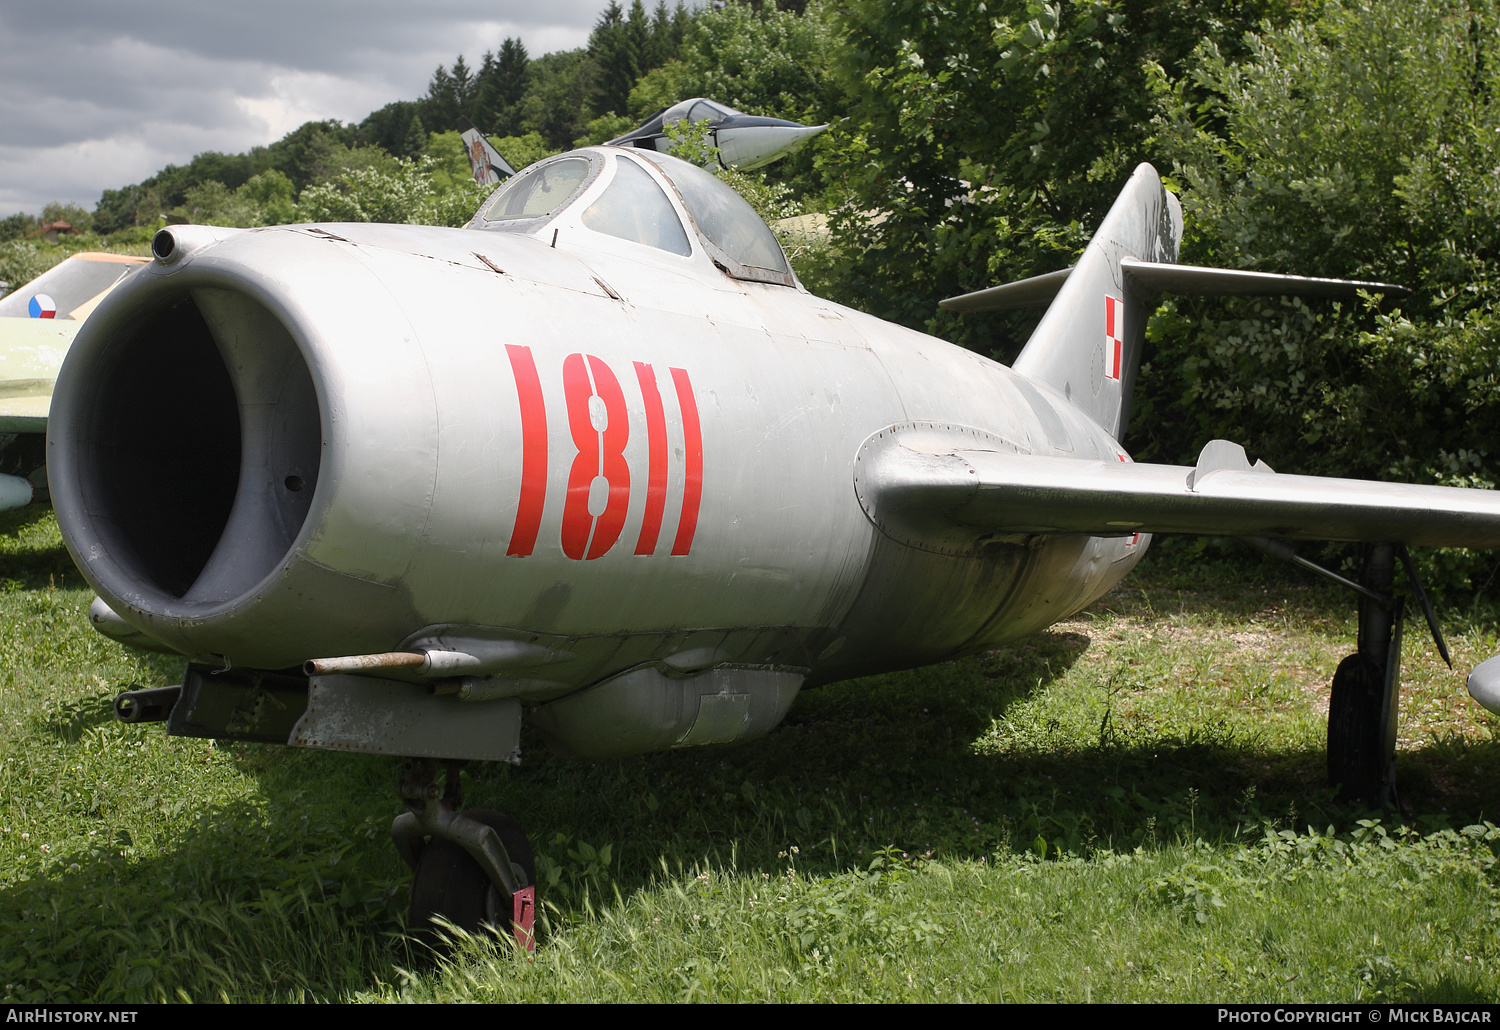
[52,221,1139,695]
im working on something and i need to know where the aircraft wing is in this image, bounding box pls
[856,432,1500,550]
[0,317,80,433]
[0,252,146,434]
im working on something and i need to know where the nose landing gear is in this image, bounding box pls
[391,759,537,951]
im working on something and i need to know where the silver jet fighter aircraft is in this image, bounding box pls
[47,147,1500,945]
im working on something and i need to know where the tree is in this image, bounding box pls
[588,2,643,118]
[518,49,597,150]
[402,114,428,161]
[296,156,477,227]
[176,181,261,227]
[630,0,838,123]
[39,202,93,234]
[815,0,1290,357]
[475,38,531,137]
[422,57,479,130]
[1133,0,1500,595]
[263,120,358,190]
[237,169,297,225]
[357,101,424,157]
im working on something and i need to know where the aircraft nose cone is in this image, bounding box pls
[777,124,829,152]
[1467,654,1500,715]
[722,123,830,170]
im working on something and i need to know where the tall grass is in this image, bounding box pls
[1,508,1497,1002]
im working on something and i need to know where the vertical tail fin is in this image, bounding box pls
[942,163,1400,440]
[457,117,518,186]
[1010,163,1182,440]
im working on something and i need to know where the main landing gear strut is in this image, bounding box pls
[1327,544,1404,807]
[1249,539,1452,808]
[391,758,537,951]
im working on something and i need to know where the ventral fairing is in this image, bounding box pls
[46,145,1500,946]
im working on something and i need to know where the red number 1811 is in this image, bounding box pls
[504,345,701,560]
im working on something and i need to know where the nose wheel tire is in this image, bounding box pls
[408,808,536,943]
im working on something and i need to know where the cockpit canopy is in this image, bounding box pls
[632,98,738,137]
[468,147,793,286]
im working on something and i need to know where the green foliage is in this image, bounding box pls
[0,214,37,242]
[818,0,1287,356]
[1137,0,1500,596]
[474,39,532,138]
[237,169,297,226]
[295,156,484,227]
[0,243,57,292]
[91,122,356,233]
[420,131,478,193]
[629,0,839,123]
[588,2,649,119]
[574,113,636,148]
[488,133,561,174]
[176,181,262,228]
[355,101,425,159]
[39,203,93,235]
[517,49,598,152]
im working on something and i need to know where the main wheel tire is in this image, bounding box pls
[408,809,536,943]
[1328,653,1385,803]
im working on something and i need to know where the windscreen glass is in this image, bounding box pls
[581,158,692,256]
[481,157,592,222]
[686,100,731,123]
[639,152,788,274]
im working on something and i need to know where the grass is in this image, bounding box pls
[1,509,1498,1002]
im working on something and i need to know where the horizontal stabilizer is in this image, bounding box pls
[856,434,1500,550]
[939,259,1406,313]
[938,267,1073,312]
[1119,258,1407,299]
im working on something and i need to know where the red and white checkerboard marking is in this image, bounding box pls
[1104,295,1123,381]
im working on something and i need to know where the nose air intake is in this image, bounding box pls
[53,285,322,607]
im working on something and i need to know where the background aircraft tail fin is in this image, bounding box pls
[457,117,517,186]
[1008,163,1182,441]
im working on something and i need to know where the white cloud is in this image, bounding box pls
[0,1,603,214]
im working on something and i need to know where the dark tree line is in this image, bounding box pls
[401,0,695,153]
[92,121,360,232]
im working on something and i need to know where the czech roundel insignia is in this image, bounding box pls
[1103,295,1123,381]
[28,294,56,319]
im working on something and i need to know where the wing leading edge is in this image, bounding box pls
[855,431,1500,551]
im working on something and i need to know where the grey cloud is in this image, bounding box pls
[5,1,605,74]
[2,0,608,212]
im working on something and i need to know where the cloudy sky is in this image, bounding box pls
[0,1,608,215]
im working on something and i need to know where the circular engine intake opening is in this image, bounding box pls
[92,299,241,597]
[77,287,322,606]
